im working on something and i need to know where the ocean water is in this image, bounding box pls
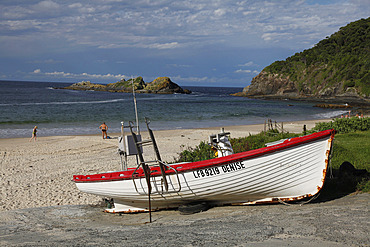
[0,80,348,138]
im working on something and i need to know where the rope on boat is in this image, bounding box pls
[277,193,320,206]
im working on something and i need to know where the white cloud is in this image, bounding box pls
[31,69,126,80]
[68,3,83,9]
[214,8,226,16]
[35,0,60,11]
[2,0,369,52]
[238,61,256,67]
[31,59,62,64]
[234,69,259,74]
[168,64,192,68]
[171,75,211,83]
[235,69,251,73]
[98,41,181,50]
[146,42,180,49]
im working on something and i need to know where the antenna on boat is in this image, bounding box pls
[132,76,140,134]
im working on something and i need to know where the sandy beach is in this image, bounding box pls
[0,119,327,212]
[0,119,369,246]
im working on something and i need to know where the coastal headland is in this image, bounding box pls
[232,18,370,110]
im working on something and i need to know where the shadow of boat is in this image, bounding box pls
[314,161,369,203]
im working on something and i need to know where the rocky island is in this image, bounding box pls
[57,77,191,94]
[233,18,369,106]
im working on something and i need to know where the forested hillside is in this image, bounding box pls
[238,18,369,100]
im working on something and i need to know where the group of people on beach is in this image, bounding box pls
[29,122,109,141]
[340,110,364,119]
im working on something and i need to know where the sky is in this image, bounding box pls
[0,0,369,87]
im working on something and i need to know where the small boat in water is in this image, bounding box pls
[73,119,335,214]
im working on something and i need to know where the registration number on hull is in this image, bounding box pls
[193,161,245,178]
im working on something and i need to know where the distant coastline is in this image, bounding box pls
[53,76,192,95]
[231,93,370,116]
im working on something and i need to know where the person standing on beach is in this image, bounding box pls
[29,126,37,142]
[99,122,108,139]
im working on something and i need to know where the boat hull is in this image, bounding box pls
[74,130,334,213]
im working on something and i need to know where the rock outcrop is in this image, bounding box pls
[234,70,369,103]
[240,72,299,97]
[59,77,191,94]
[144,77,191,94]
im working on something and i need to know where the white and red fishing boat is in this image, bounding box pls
[73,119,335,214]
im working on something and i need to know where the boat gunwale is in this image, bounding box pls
[73,129,335,183]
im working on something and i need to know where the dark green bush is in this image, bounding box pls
[176,141,215,163]
[231,131,298,153]
[310,117,370,134]
[176,131,299,162]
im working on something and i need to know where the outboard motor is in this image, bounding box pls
[209,128,234,157]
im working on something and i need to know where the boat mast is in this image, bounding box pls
[132,76,140,134]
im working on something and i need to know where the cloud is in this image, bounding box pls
[171,75,216,83]
[168,64,192,68]
[2,0,369,52]
[234,69,259,74]
[98,41,181,49]
[31,69,126,81]
[31,59,62,64]
[35,0,60,11]
[146,42,180,49]
[235,69,251,73]
[214,8,227,16]
[238,61,257,67]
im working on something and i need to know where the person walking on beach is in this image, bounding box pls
[99,122,108,139]
[29,126,37,142]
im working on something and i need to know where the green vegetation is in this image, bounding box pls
[309,117,370,134]
[107,77,145,90]
[230,131,299,153]
[264,18,370,96]
[330,130,370,171]
[175,142,216,163]
[175,131,299,163]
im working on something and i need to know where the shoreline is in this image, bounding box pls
[0,119,330,213]
[0,117,337,140]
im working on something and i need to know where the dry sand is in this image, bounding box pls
[0,119,325,212]
[1,119,369,246]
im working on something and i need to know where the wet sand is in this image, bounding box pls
[0,193,368,246]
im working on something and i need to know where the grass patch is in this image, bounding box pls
[327,130,370,193]
[330,130,370,171]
